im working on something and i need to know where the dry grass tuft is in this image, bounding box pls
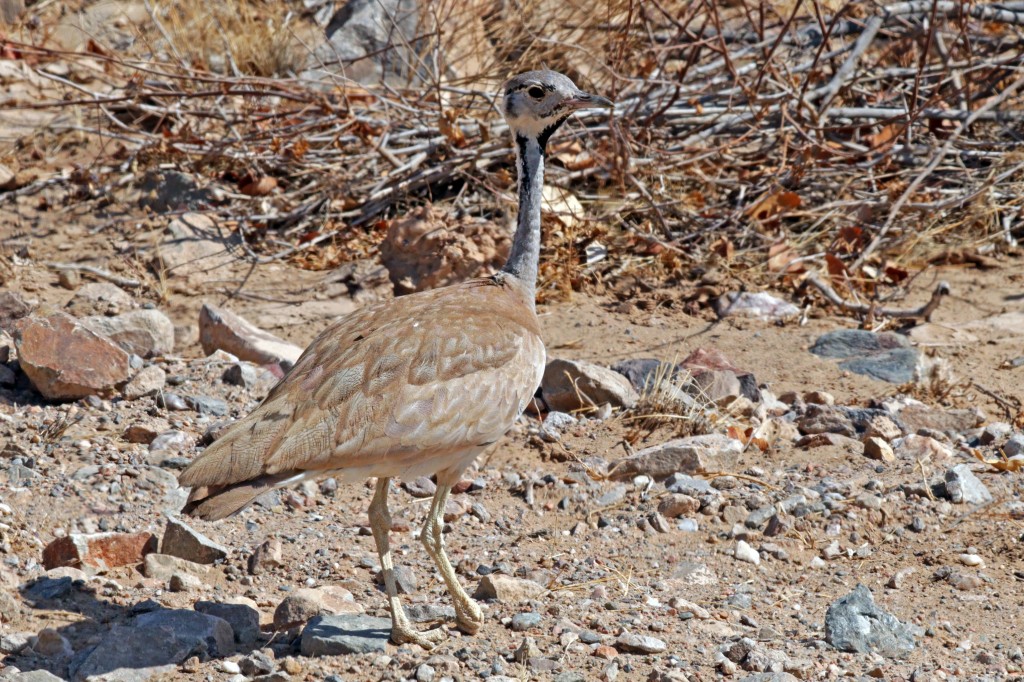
[619,362,715,445]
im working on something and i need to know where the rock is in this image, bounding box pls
[892,434,953,462]
[42,531,157,571]
[199,303,302,367]
[944,464,992,504]
[82,309,175,358]
[679,348,760,401]
[541,358,638,412]
[33,628,72,657]
[616,632,667,654]
[249,537,284,575]
[149,429,194,453]
[168,571,203,592]
[863,437,895,462]
[1004,434,1024,457]
[737,675,799,682]
[664,473,718,497]
[122,364,167,400]
[893,402,981,434]
[379,205,510,295]
[143,553,220,584]
[0,291,33,331]
[824,584,916,658]
[863,415,902,440]
[222,362,259,388]
[734,540,760,565]
[713,291,799,321]
[72,609,234,680]
[273,586,363,630]
[238,651,275,676]
[797,406,856,437]
[0,585,20,622]
[658,493,700,518]
[12,312,131,400]
[608,434,744,481]
[473,574,546,603]
[161,517,229,564]
[611,358,680,393]
[540,411,578,441]
[300,614,392,656]
[195,600,261,646]
[374,565,418,594]
[810,329,919,383]
[403,476,437,498]
[140,170,221,212]
[64,282,134,317]
[510,612,542,632]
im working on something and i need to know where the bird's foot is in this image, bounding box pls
[455,599,484,635]
[391,623,447,649]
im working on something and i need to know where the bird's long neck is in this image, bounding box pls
[501,133,546,298]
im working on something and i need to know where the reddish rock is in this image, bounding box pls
[42,532,157,571]
[199,303,302,367]
[12,312,131,400]
[594,644,618,660]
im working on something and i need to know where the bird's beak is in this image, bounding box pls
[568,91,614,110]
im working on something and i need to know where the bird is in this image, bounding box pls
[177,70,613,649]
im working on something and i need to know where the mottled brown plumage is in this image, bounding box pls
[178,70,611,648]
[181,274,542,519]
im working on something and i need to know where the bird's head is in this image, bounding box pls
[501,70,612,146]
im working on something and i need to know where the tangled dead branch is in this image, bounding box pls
[1,0,1022,304]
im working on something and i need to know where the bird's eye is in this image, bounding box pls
[527,86,545,99]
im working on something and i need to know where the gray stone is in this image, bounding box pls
[10,671,66,682]
[615,632,667,654]
[405,603,456,623]
[195,600,261,645]
[510,612,541,632]
[82,309,175,358]
[143,553,219,584]
[402,476,436,498]
[737,675,800,682]
[714,291,799,321]
[64,283,133,317]
[305,0,422,86]
[1004,434,1024,457]
[609,434,744,481]
[273,586,363,630]
[300,614,392,656]
[222,362,259,387]
[810,330,911,358]
[149,430,193,453]
[944,464,992,504]
[542,358,638,412]
[810,330,919,384]
[185,394,229,416]
[162,517,229,564]
[199,303,302,367]
[139,170,220,212]
[474,574,546,603]
[824,584,916,658]
[374,564,418,594]
[122,365,166,400]
[71,609,233,680]
[665,473,718,497]
[611,358,679,393]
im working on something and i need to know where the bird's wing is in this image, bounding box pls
[179,278,543,490]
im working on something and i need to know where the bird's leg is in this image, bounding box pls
[368,477,446,648]
[421,482,484,634]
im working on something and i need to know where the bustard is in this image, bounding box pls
[178,70,612,648]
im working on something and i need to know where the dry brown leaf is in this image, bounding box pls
[746,190,802,222]
[240,176,277,196]
[767,241,803,274]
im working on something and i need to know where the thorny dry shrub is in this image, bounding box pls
[2,0,1024,307]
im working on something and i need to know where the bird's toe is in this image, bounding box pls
[455,600,484,635]
[391,624,447,649]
